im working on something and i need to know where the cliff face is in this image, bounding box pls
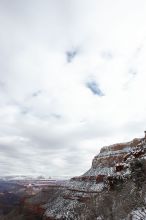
[44,133,146,220]
[1,134,146,220]
[85,137,142,176]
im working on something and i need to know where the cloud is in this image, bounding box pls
[86,80,104,96]
[128,68,137,76]
[32,90,42,97]
[0,0,146,176]
[101,51,113,60]
[66,48,79,63]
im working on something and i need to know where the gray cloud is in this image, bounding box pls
[128,68,137,76]
[0,0,146,177]
[0,81,5,88]
[32,90,42,97]
[101,51,113,60]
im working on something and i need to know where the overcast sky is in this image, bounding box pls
[0,0,146,177]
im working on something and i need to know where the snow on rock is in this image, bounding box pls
[44,132,146,219]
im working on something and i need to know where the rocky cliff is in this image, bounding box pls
[44,132,146,220]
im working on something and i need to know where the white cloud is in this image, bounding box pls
[0,0,146,176]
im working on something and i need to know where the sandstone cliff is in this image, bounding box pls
[44,132,146,220]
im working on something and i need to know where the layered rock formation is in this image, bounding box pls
[44,132,146,219]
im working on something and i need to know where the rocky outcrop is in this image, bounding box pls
[44,132,146,219]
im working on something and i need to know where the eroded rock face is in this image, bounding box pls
[92,138,142,168]
[44,134,146,220]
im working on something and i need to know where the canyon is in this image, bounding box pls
[1,132,146,220]
[44,132,146,219]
